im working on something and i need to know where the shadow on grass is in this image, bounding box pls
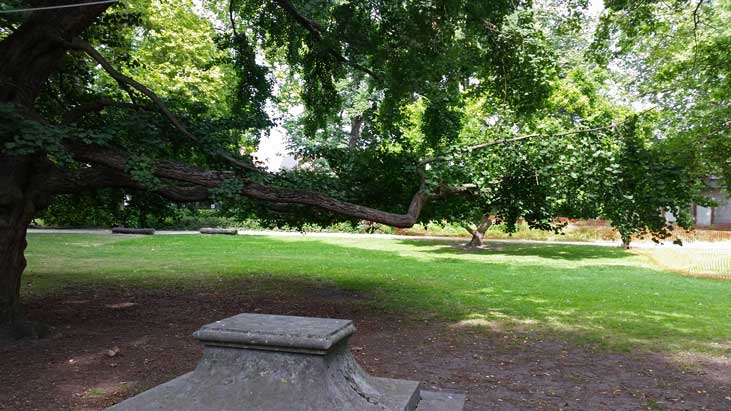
[396,238,629,261]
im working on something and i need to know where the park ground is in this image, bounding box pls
[1,234,731,410]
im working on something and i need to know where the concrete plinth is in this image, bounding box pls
[106,313,464,411]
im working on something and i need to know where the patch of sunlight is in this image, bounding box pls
[453,312,538,330]
[624,336,657,346]
[543,308,577,316]
[486,310,511,319]
[513,318,539,325]
[690,342,731,359]
[654,324,695,334]
[704,341,731,350]
[68,242,113,247]
[644,310,695,319]
[614,310,642,317]
[513,296,549,304]
[544,317,605,332]
[452,318,502,329]
[582,313,619,321]
[637,246,731,279]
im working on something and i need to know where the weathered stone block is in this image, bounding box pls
[106,313,464,411]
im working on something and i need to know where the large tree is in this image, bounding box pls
[0,0,565,325]
[0,0,718,328]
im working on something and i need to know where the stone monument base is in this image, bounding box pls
[107,313,464,410]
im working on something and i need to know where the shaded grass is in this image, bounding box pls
[23,233,731,354]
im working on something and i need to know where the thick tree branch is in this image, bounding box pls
[62,36,263,174]
[69,144,432,227]
[0,0,113,107]
[45,162,210,203]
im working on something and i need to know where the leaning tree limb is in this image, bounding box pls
[44,160,211,203]
[44,28,473,229]
[69,144,432,227]
[0,0,114,107]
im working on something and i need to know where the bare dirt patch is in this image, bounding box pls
[1,282,729,410]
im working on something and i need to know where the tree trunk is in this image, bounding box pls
[0,3,111,326]
[0,157,47,325]
[348,115,363,150]
[0,212,31,325]
[0,2,113,107]
[466,215,492,248]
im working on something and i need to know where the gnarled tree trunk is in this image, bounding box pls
[465,215,492,248]
[0,157,48,324]
[0,2,112,326]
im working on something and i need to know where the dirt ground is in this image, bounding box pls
[1,282,730,411]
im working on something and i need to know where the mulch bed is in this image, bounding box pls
[1,282,729,410]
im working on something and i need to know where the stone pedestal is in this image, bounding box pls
[107,313,464,411]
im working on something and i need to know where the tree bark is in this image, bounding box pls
[348,115,363,150]
[0,1,113,107]
[0,157,48,324]
[0,3,112,325]
[466,215,492,247]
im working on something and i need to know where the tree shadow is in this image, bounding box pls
[395,238,629,260]
[6,277,731,411]
[16,233,731,410]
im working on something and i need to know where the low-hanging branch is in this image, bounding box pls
[67,144,435,228]
[49,33,480,228]
[56,32,624,230]
[44,34,438,228]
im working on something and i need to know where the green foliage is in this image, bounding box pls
[39,189,179,228]
[422,89,464,150]
[590,0,731,191]
[0,104,67,158]
[595,117,707,244]
[40,191,127,228]
[3,0,719,247]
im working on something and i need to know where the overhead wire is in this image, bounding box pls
[0,0,119,14]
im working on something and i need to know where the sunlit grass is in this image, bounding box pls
[23,233,731,355]
[638,246,731,280]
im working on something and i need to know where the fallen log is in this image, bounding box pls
[199,228,238,235]
[111,227,155,235]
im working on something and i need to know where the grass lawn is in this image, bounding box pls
[23,233,731,355]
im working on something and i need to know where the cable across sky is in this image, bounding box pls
[0,0,119,14]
